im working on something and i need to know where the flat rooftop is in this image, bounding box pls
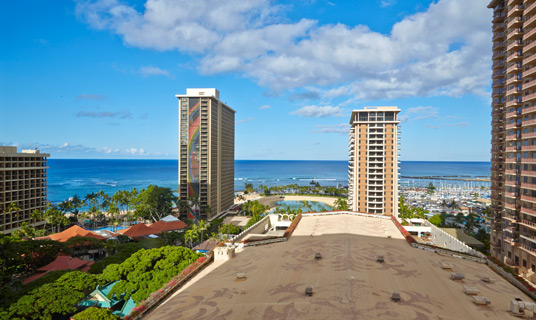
[147,214,530,319]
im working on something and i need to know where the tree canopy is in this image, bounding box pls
[101,246,201,303]
[135,185,175,222]
[73,307,119,320]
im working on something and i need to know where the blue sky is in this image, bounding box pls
[0,0,492,161]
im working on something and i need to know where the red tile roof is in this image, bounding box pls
[149,220,187,232]
[118,223,160,238]
[37,256,93,272]
[38,225,106,242]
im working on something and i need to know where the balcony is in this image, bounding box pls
[506,73,522,84]
[505,133,522,141]
[521,243,536,255]
[520,219,536,229]
[507,15,522,28]
[522,170,536,177]
[522,182,536,190]
[507,28,522,41]
[527,15,536,29]
[525,79,536,91]
[523,132,536,138]
[523,106,536,114]
[527,1,536,16]
[506,86,521,96]
[508,40,524,52]
[505,202,520,210]
[493,50,506,60]
[505,180,521,187]
[523,92,536,103]
[505,122,521,129]
[508,4,524,17]
[522,194,536,203]
[505,168,521,174]
[506,99,522,107]
[494,41,506,51]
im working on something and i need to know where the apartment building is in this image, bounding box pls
[175,89,235,220]
[489,0,536,280]
[348,107,401,216]
[0,146,48,234]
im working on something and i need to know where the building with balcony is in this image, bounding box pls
[175,89,236,220]
[489,0,536,281]
[0,146,48,234]
[348,107,401,216]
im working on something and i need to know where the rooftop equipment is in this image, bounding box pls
[377,255,384,263]
[391,291,401,302]
[305,286,313,296]
[315,253,322,260]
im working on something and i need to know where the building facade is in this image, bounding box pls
[348,107,401,216]
[0,146,48,234]
[489,0,536,280]
[176,89,235,220]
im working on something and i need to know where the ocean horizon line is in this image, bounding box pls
[49,158,492,163]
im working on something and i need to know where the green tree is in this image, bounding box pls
[428,215,442,226]
[160,231,182,246]
[184,229,199,248]
[103,246,201,303]
[219,223,240,235]
[197,220,208,243]
[426,182,436,195]
[135,185,175,222]
[11,222,45,239]
[334,198,349,211]
[244,182,254,194]
[73,307,119,320]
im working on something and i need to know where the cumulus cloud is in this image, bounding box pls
[125,148,148,155]
[2,141,156,157]
[138,66,171,77]
[259,105,271,110]
[312,123,350,134]
[291,105,345,118]
[76,110,133,119]
[76,0,491,99]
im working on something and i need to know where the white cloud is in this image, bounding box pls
[259,105,271,110]
[425,122,469,129]
[380,0,397,8]
[76,0,491,99]
[125,148,149,155]
[291,105,345,118]
[405,106,439,120]
[312,123,350,134]
[237,117,255,124]
[139,66,171,77]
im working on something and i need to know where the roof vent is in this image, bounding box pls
[450,273,465,281]
[315,253,322,260]
[235,273,247,281]
[391,291,401,302]
[305,286,313,296]
[376,255,384,263]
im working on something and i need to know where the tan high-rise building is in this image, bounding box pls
[176,89,235,220]
[348,107,401,216]
[489,0,536,276]
[0,146,48,234]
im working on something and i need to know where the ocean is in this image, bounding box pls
[46,160,491,203]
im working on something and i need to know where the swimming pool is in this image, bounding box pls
[273,200,333,213]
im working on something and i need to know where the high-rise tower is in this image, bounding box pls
[488,0,536,278]
[348,107,401,216]
[0,146,48,234]
[175,89,235,220]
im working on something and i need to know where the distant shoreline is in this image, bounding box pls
[401,176,491,182]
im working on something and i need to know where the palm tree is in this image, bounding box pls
[184,229,199,248]
[334,198,349,211]
[4,202,21,230]
[197,220,208,243]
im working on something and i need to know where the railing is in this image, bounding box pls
[231,215,270,244]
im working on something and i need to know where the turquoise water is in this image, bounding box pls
[89,225,130,232]
[274,200,333,213]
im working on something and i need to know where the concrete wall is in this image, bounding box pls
[427,221,485,257]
